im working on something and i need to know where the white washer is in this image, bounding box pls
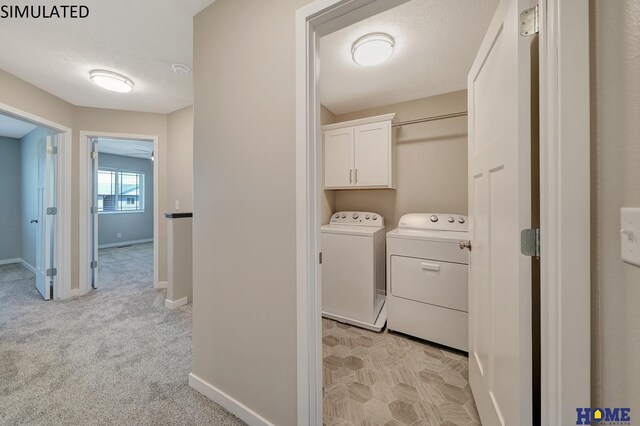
[386,213,469,351]
[321,211,386,331]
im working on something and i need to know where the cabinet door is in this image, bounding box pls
[324,127,354,188]
[354,121,390,187]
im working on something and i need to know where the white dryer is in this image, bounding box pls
[321,211,386,331]
[386,213,469,351]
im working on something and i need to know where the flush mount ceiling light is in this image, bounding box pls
[172,63,191,76]
[351,33,395,67]
[89,69,134,93]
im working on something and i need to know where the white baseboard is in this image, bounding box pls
[20,259,36,274]
[189,373,274,426]
[156,280,168,289]
[164,296,188,309]
[98,238,153,249]
[0,258,21,266]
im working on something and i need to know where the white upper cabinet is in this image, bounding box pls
[323,113,395,189]
[324,127,354,188]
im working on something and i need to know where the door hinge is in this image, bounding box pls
[91,151,98,160]
[91,261,98,269]
[47,146,58,155]
[46,268,57,277]
[520,4,539,36]
[91,207,99,214]
[521,228,541,257]
[319,252,323,265]
[46,207,57,215]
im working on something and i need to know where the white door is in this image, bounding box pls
[353,122,389,187]
[90,139,99,289]
[324,127,353,188]
[35,133,55,300]
[467,0,532,424]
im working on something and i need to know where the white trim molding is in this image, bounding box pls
[20,259,36,274]
[539,0,591,424]
[188,373,274,426]
[164,296,188,309]
[0,102,72,301]
[156,281,168,289]
[0,258,39,276]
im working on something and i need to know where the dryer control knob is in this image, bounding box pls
[365,215,371,220]
[352,213,359,219]
[341,214,346,218]
[458,217,465,224]
[430,215,439,222]
[448,217,455,223]
[373,216,378,220]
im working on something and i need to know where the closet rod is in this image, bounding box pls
[392,111,468,128]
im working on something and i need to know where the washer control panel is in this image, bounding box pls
[330,211,384,227]
[398,213,468,232]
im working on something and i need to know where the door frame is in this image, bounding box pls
[294,0,590,425]
[0,102,72,300]
[79,131,160,295]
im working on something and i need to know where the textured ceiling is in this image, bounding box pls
[319,0,499,115]
[0,113,37,139]
[97,138,154,159]
[0,0,216,114]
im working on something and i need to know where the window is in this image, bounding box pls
[98,169,144,213]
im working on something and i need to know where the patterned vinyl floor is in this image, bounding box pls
[322,319,481,426]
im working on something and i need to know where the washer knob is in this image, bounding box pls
[365,215,371,220]
[334,214,340,219]
[372,215,378,220]
[352,213,359,219]
[341,214,346,218]
[458,217,465,224]
[448,217,455,223]
[430,215,439,222]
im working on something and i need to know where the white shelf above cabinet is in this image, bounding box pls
[323,113,396,190]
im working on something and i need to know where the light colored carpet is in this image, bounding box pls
[0,243,245,426]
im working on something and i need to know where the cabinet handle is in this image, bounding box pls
[355,169,358,184]
[421,262,440,272]
[349,169,353,184]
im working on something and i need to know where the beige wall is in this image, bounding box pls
[167,106,194,213]
[0,68,193,290]
[192,0,306,424]
[591,0,640,410]
[331,91,468,229]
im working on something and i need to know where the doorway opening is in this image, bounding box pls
[315,0,499,424]
[79,132,159,295]
[296,0,590,425]
[0,105,71,301]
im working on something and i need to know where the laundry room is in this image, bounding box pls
[318,0,497,423]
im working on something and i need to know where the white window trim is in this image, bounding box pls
[97,167,146,213]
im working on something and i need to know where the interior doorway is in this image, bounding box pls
[79,131,159,295]
[295,0,591,425]
[0,104,72,301]
[315,1,501,424]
